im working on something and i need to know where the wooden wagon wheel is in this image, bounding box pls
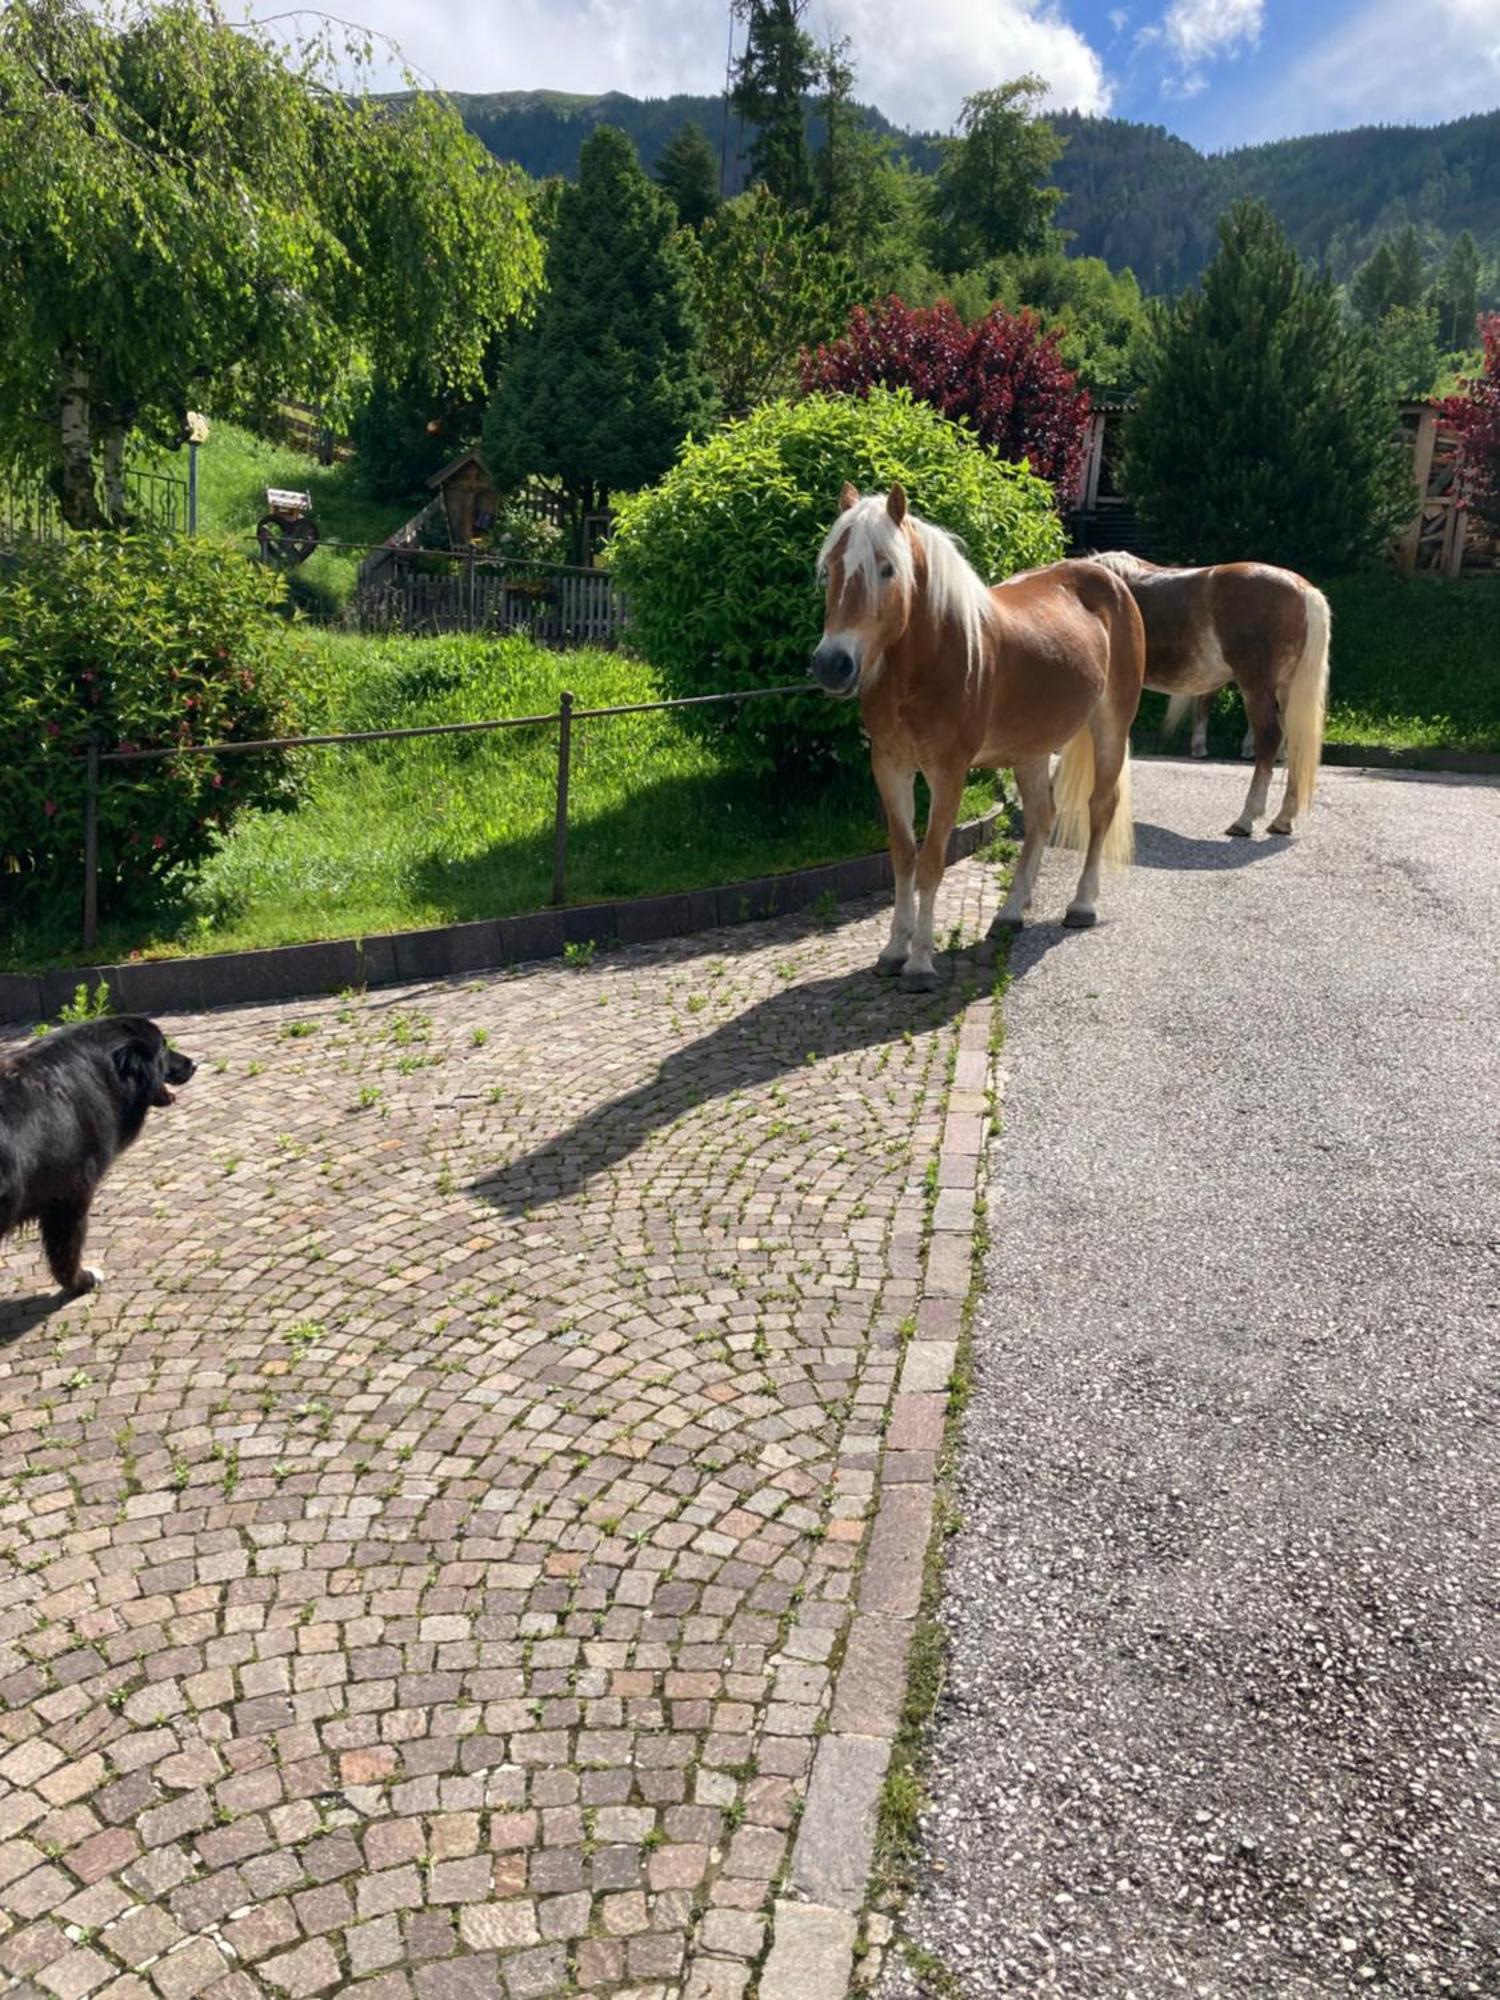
[256,512,321,568]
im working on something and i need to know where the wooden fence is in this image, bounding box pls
[356,560,627,645]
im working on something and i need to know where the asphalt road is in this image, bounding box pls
[880,759,1500,2000]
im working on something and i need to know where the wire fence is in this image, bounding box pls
[78,681,821,954]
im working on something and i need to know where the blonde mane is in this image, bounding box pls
[1088,549,1174,580]
[818,493,998,676]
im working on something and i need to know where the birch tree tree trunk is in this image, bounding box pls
[58,364,105,529]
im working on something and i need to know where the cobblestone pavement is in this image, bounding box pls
[0,857,1001,2000]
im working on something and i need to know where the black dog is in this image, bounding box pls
[0,1016,196,1294]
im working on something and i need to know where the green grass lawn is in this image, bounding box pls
[1134,570,1500,756]
[3,633,999,971]
[188,420,413,614]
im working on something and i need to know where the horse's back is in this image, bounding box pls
[1112,558,1313,692]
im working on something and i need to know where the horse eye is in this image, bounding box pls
[878,563,895,580]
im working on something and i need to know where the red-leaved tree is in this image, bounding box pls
[1444,314,1500,533]
[800,297,1091,499]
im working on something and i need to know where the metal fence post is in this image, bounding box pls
[551,691,574,907]
[82,737,100,954]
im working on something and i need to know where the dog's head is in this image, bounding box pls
[106,1019,197,1111]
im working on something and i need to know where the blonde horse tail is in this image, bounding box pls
[1162,693,1196,741]
[1106,741,1135,867]
[1284,585,1331,815]
[1052,730,1134,867]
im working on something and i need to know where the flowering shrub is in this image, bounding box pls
[609,388,1062,772]
[0,535,306,907]
[1444,315,1500,534]
[800,296,1091,500]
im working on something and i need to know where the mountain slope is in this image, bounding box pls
[437,88,1500,292]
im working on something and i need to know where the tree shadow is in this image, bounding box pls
[469,959,981,1217]
[1134,820,1295,873]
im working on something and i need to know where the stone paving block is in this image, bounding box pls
[0,859,1002,2000]
[828,1616,913,1737]
[858,1485,934,1621]
[923,1228,973,1298]
[886,1392,946,1453]
[789,1734,892,1908]
[898,1338,957,1396]
[757,1899,859,2000]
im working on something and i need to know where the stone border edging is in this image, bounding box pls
[0,811,1003,1025]
[754,957,1000,2000]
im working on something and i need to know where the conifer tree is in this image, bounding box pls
[1434,232,1480,350]
[1122,201,1413,569]
[655,121,721,231]
[1388,225,1426,312]
[731,0,819,210]
[485,127,717,558]
[1349,242,1397,325]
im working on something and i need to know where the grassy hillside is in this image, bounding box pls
[2,631,999,969]
[190,420,412,612]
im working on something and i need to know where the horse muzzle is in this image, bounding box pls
[810,639,861,699]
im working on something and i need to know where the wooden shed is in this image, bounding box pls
[429,450,499,547]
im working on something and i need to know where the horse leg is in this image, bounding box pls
[1191,695,1212,759]
[1064,719,1129,929]
[872,754,918,975]
[992,756,1053,932]
[1226,683,1283,837]
[902,764,966,992]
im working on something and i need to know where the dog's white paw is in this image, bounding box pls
[69,1266,105,1294]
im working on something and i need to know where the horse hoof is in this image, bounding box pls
[989,916,1024,937]
[1062,907,1097,930]
[901,967,940,993]
[874,955,905,978]
[1226,822,1252,839]
[1267,820,1293,837]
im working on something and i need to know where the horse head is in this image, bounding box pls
[811,483,915,699]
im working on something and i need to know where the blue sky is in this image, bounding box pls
[1069,0,1499,148]
[253,0,1500,151]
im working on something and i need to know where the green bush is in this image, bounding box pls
[0,535,307,907]
[608,388,1063,770]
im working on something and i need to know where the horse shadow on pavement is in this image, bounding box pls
[470,959,979,1217]
[1134,819,1296,873]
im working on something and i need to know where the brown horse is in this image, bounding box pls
[812,484,1145,989]
[1088,552,1331,838]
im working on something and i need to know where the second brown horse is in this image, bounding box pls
[1089,551,1331,838]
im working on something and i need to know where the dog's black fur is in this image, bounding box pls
[0,1016,196,1294]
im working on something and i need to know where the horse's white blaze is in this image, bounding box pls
[819,495,997,679]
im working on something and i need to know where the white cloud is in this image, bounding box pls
[1277,0,1500,130]
[1160,0,1263,66]
[247,0,1110,133]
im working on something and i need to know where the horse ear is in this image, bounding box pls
[839,482,859,513]
[886,483,907,525]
